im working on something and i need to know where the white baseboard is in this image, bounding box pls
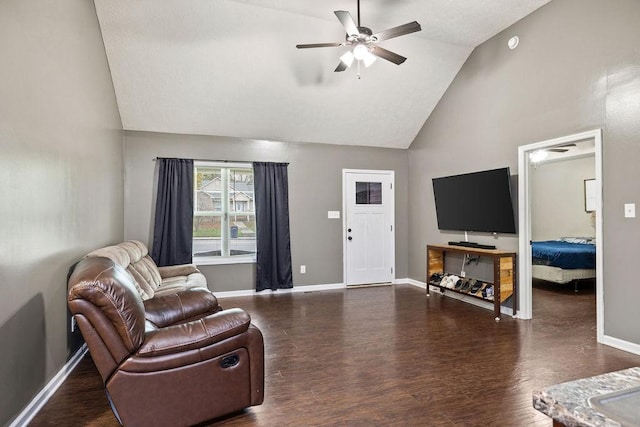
[602,334,640,356]
[9,344,88,427]
[215,283,346,298]
[404,278,426,289]
[216,279,428,298]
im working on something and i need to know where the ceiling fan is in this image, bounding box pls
[530,143,577,163]
[545,143,577,153]
[296,0,421,73]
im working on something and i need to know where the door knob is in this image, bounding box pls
[348,236,353,241]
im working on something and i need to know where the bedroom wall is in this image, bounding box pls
[531,156,596,241]
[124,131,409,291]
[0,0,123,425]
[407,0,640,345]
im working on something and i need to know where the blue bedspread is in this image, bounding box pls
[531,240,596,269]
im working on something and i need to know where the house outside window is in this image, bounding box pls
[193,162,256,264]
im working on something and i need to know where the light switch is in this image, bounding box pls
[625,203,636,218]
[328,211,340,219]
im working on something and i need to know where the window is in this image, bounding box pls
[355,181,382,205]
[193,162,256,264]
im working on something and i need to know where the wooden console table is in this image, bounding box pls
[426,244,517,320]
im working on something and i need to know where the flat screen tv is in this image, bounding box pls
[432,167,516,234]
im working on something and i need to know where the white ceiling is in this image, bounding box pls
[95,0,552,149]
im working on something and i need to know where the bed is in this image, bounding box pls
[531,238,596,290]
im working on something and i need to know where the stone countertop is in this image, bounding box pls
[533,367,640,427]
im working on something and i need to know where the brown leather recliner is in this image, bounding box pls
[67,256,264,427]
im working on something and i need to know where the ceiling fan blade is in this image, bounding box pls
[296,42,344,49]
[335,61,349,72]
[372,21,421,42]
[370,46,407,65]
[548,149,569,153]
[335,10,359,37]
[557,143,577,147]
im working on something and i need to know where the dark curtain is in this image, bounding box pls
[151,158,194,266]
[254,162,293,291]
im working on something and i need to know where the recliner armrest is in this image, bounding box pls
[157,263,200,278]
[137,308,251,357]
[144,289,220,327]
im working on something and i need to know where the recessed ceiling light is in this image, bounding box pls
[508,36,519,50]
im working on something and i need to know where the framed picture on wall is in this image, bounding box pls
[584,179,596,212]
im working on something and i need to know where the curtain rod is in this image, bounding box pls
[153,157,289,166]
[153,157,252,163]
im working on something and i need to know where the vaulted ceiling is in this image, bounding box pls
[95,0,552,149]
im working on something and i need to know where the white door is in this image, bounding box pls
[343,170,395,286]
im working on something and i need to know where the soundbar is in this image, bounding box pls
[448,241,496,250]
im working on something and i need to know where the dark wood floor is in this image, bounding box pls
[30,281,640,426]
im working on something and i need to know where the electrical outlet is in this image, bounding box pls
[460,271,466,278]
[70,315,77,333]
[300,265,306,274]
[625,203,636,218]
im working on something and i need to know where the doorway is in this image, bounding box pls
[517,129,603,343]
[342,169,395,286]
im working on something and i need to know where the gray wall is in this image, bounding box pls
[531,156,596,241]
[124,131,409,291]
[0,0,123,425]
[408,0,640,343]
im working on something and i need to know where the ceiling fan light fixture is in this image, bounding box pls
[340,51,355,67]
[353,43,369,61]
[362,50,377,67]
[530,149,549,163]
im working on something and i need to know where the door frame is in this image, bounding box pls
[517,129,603,342]
[342,169,396,286]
